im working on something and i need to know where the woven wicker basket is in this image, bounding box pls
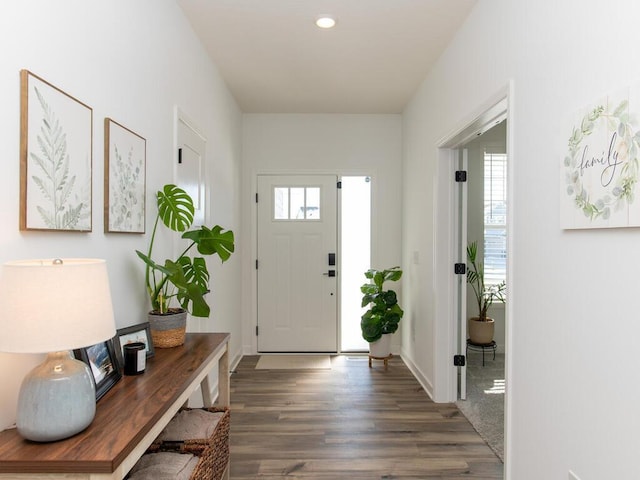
[148,309,187,348]
[146,406,230,480]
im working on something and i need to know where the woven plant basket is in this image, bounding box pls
[148,309,187,348]
[146,407,230,480]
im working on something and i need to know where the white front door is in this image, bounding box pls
[257,175,338,352]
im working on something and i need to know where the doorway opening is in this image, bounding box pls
[456,120,507,461]
[437,90,510,465]
[339,175,371,352]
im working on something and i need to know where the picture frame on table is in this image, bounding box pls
[114,322,154,369]
[74,338,121,401]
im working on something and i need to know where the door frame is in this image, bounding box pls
[435,82,514,467]
[249,169,376,355]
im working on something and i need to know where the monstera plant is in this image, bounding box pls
[136,184,234,319]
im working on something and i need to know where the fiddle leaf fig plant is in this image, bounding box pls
[136,184,234,317]
[466,240,506,321]
[360,266,404,343]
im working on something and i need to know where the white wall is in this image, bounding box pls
[241,114,402,354]
[0,1,242,430]
[402,1,640,478]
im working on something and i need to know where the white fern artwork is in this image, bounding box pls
[106,119,145,233]
[22,71,92,231]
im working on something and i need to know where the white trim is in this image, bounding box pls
[436,84,509,397]
[248,168,379,356]
[400,350,434,400]
[173,105,207,182]
[503,79,516,480]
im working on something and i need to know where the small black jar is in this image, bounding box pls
[123,342,146,375]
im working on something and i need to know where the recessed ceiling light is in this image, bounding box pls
[316,15,336,29]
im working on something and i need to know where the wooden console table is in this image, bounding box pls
[0,332,230,479]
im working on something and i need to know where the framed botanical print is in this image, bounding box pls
[19,69,93,231]
[104,118,146,233]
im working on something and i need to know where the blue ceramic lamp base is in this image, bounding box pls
[16,351,96,442]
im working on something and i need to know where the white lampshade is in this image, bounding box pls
[0,258,116,353]
[0,258,117,442]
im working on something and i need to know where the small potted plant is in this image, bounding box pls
[360,266,403,358]
[136,184,234,347]
[466,240,505,344]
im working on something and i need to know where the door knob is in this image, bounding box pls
[322,270,336,277]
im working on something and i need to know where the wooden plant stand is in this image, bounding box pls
[368,353,392,369]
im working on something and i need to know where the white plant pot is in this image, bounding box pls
[369,333,392,358]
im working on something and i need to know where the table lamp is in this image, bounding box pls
[0,258,116,442]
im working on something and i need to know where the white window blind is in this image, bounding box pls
[483,151,507,286]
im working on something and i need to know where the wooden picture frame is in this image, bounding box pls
[19,69,93,231]
[74,338,121,401]
[113,322,154,369]
[104,118,146,233]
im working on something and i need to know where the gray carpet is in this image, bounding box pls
[456,351,505,462]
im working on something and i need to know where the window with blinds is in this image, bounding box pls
[484,151,507,286]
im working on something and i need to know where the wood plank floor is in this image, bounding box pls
[229,355,503,479]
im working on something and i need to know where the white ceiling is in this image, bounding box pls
[177,0,477,114]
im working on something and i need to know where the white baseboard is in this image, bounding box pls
[400,349,435,401]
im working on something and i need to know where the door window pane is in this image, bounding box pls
[306,188,320,219]
[274,187,289,219]
[273,186,321,220]
[290,188,305,219]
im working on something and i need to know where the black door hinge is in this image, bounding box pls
[337,181,342,189]
[178,147,183,164]
[256,325,259,336]
[255,259,259,270]
[454,355,466,367]
[455,170,467,182]
[255,193,258,203]
[454,263,466,275]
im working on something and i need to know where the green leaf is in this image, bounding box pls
[360,284,378,295]
[360,311,383,343]
[157,184,194,232]
[178,281,210,317]
[381,290,398,307]
[183,225,235,262]
[361,293,374,307]
[180,256,210,293]
[383,267,402,282]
